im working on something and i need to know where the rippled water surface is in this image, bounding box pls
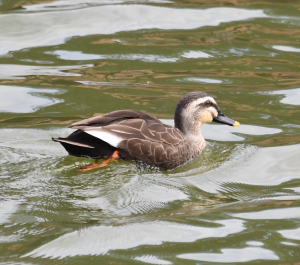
[1,0,300,264]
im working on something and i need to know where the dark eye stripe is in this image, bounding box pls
[198,102,218,110]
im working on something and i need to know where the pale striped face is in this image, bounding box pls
[184,96,219,124]
[194,96,217,106]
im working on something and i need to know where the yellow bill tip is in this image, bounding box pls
[233,121,240,127]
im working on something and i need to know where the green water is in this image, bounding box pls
[1,0,300,264]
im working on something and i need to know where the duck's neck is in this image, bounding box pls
[183,127,206,156]
[185,129,205,147]
[176,120,205,143]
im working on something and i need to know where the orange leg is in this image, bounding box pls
[77,150,119,172]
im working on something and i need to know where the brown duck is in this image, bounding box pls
[53,92,240,171]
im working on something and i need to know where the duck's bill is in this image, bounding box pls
[213,111,240,126]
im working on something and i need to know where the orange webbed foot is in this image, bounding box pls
[76,150,119,172]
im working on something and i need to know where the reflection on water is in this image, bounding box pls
[181,50,213,58]
[22,0,173,11]
[179,77,223,84]
[0,6,267,55]
[279,228,300,241]
[48,50,179,62]
[281,241,298,246]
[268,88,300,105]
[0,85,64,113]
[0,64,92,80]
[232,207,300,219]
[23,219,245,258]
[273,45,300,52]
[1,0,300,264]
[134,255,172,264]
[77,80,149,87]
[178,247,278,263]
[246,241,264,246]
[187,143,300,195]
[0,201,20,225]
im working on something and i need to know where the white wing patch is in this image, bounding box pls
[85,130,122,148]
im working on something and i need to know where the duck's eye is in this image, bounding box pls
[206,101,212,107]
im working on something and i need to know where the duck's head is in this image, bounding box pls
[174,91,240,135]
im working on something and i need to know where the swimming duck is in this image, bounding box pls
[53,92,239,171]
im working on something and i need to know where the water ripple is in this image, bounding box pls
[0,6,267,55]
[177,247,279,263]
[23,219,245,258]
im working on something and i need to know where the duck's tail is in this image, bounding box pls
[52,130,116,159]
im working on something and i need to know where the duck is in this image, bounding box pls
[52,92,239,171]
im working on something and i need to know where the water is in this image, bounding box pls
[1,0,300,264]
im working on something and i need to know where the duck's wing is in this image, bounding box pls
[54,110,156,158]
[68,110,156,128]
[118,119,187,169]
[68,110,186,168]
[70,115,185,149]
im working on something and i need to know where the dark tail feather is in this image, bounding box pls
[52,130,116,159]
